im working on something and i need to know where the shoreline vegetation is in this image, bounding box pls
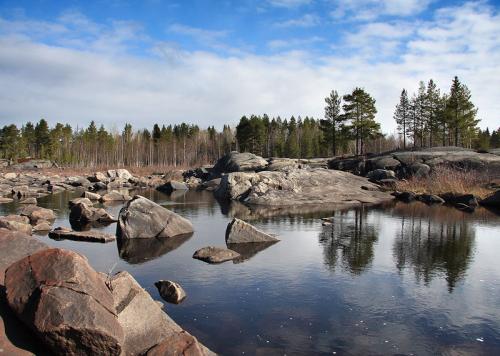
[0,76,498,169]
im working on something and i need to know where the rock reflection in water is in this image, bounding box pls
[117,233,192,264]
[227,241,279,263]
[319,207,378,275]
[391,202,476,292]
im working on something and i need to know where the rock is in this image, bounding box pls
[369,156,401,171]
[108,178,131,189]
[68,176,92,188]
[19,197,37,204]
[213,151,268,173]
[366,169,396,181]
[145,331,212,356]
[70,202,116,223]
[408,162,431,178]
[92,171,110,183]
[116,169,133,180]
[154,280,187,304]
[84,191,102,200]
[417,194,445,204]
[110,271,214,356]
[33,221,52,232]
[0,197,13,203]
[100,190,132,202]
[185,176,202,189]
[266,158,299,171]
[393,191,417,203]
[107,169,117,178]
[227,241,279,263]
[440,193,479,207]
[49,227,116,243]
[225,218,279,244]
[455,202,475,212]
[4,248,124,355]
[0,215,32,235]
[69,197,94,207]
[117,195,193,239]
[480,190,500,208]
[4,172,17,179]
[192,246,240,264]
[20,206,56,224]
[215,169,394,208]
[94,181,108,190]
[201,178,221,191]
[157,181,189,192]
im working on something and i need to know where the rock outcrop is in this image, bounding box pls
[193,246,240,264]
[215,168,393,209]
[225,218,279,244]
[4,248,124,355]
[155,280,187,304]
[213,151,268,173]
[117,195,194,239]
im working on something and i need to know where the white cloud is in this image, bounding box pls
[275,14,320,27]
[0,2,498,134]
[331,0,433,21]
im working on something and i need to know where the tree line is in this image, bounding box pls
[0,76,496,167]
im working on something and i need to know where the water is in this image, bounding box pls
[2,189,500,355]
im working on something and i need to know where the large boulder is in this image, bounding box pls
[110,271,214,356]
[117,195,193,239]
[192,246,240,264]
[20,206,56,224]
[69,202,116,223]
[225,218,279,244]
[0,215,32,235]
[215,169,394,209]
[4,248,124,355]
[213,151,268,173]
[154,280,187,304]
[145,331,212,356]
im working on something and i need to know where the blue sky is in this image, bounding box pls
[0,0,499,132]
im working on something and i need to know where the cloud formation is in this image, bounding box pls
[0,1,498,133]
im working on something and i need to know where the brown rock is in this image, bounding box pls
[20,206,55,225]
[0,216,32,235]
[155,280,187,304]
[192,246,240,264]
[69,202,116,223]
[49,227,116,243]
[225,218,279,244]
[100,190,132,202]
[145,331,210,356]
[4,248,124,355]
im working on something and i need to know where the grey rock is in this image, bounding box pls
[225,218,279,244]
[49,227,116,243]
[417,194,445,204]
[193,246,240,264]
[117,195,193,239]
[100,190,132,202]
[213,151,268,173]
[19,197,37,204]
[84,191,102,200]
[366,169,396,181]
[70,202,116,223]
[155,280,187,304]
[0,215,32,235]
[157,181,189,192]
[69,197,93,207]
[20,205,56,224]
[393,191,417,203]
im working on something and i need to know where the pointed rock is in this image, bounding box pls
[225,218,279,244]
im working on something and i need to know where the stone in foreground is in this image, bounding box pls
[225,218,279,244]
[49,227,116,243]
[4,248,124,355]
[145,331,212,356]
[193,246,240,264]
[110,271,214,355]
[155,280,187,304]
[117,195,194,239]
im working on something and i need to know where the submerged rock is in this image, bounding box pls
[4,248,124,355]
[49,227,116,243]
[155,280,187,304]
[117,195,194,239]
[193,246,240,264]
[225,218,279,244]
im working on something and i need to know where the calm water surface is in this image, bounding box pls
[2,189,500,355]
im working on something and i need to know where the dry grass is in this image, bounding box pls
[395,166,493,199]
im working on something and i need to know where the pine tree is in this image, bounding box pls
[34,119,51,158]
[394,89,410,149]
[447,76,479,146]
[286,116,300,158]
[424,79,440,147]
[320,90,344,156]
[343,88,380,155]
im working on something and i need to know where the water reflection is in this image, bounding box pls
[318,207,378,275]
[116,233,193,264]
[391,202,476,292]
[227,241,279,263]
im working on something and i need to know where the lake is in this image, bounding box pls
[2,189,500,355]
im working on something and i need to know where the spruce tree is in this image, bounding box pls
[34,119,51,158]
[320,90,343,156]
[447,76,479,146]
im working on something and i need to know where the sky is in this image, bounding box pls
[0,0,499,133]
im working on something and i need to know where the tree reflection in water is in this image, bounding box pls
[319,207,378,275]
[391,202,476,293]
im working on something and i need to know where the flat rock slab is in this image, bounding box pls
[225,218,279,244]
[49,227,116,243]
[215,168,394,208]
[193,246,240,264]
